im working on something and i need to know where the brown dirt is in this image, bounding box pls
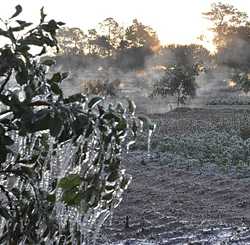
[103,108,250,244]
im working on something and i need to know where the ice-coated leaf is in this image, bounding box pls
[127,98,136,115]
[88,96,103,109]
[10,5,22,19]
[138,115,156,131]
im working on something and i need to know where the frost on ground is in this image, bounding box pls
[102,107,250,244]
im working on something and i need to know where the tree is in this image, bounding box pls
[112,20,160,71]
[162,44,210,70]
[83,79,121,96]
[99,17,124,56]
[86,28,99,55]
[203,2,249,49]
[125,19,160,51]
[216,25,250,70]
[84,18,124,57]
[56,27,87,55]
[0,6,154,244]
[114,46,153,71]
[91,35,113,56]
[152,64,198,106]
[151,44,207,106]
[233,72,250,94]
[204,2,250,93]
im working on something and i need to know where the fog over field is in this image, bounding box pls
[1,1,250,244]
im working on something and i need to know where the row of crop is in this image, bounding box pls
[157,129,250,168]
[205,96,250,105]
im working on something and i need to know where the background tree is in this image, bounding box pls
[233,72,250,94]
[57,27,87,55]
[151,44,205,106]
[203,2,249,49]
[98,17,124,56]
[204,2,250,93]
[91,34,112,56]
[125,19,160,51]
[86,28,99,55]
[113,20,160,70]
[216,25,250,70]
[152,64,199,106]
[162,44,210,70]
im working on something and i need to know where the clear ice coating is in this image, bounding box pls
[147,128,153,158]
[0,124,132,244]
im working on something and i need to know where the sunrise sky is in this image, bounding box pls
[0,0,249,52]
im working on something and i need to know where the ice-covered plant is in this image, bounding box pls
[0,6,154,244]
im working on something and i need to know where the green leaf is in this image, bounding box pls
[10,5,22,19]
[0,29,9,39]
[15,69,29,86]
[116,118,127,134]
[21,36,44,46]
[16,44,30,54]
[42,59,56,66]
[107,171,119,182]
[61,72,69,80]
[50,82,62,96]
[47,193,56,203]
[20,166,33,177]
[57,21,65,26]
[12,20,32,31]
[62,189,80,206]
[103,112,120,122]
[63,93,86,104]
[58,174,81,190]
[11,188,20,198]
[0,95,11,106]
[41,20,58,35]
[2,135,14,145]
[85,123,93,138]
[48,73,61,83]
[40,7,47,23]
[0,147,8,163]
[0,207,11,220]
[27,110,51,133]
[16,20,32,28]
[7,28,16,42]
[49,115,63,138]
[97,105,105,116]
[88,96,103,109]
[72,115,89,135]
[102,193,113,201]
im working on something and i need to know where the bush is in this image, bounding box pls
[0,6,154,244]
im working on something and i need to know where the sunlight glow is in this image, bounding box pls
[0,0,249,53]
[228,80,237,88]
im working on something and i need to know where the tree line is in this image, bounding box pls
[55,2,250,105]
[57,18,160,57]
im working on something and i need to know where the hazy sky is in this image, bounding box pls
[1,0,250,51]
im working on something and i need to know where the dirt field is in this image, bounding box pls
[103,107,250,244]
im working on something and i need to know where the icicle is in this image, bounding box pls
[147,128,153,158]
